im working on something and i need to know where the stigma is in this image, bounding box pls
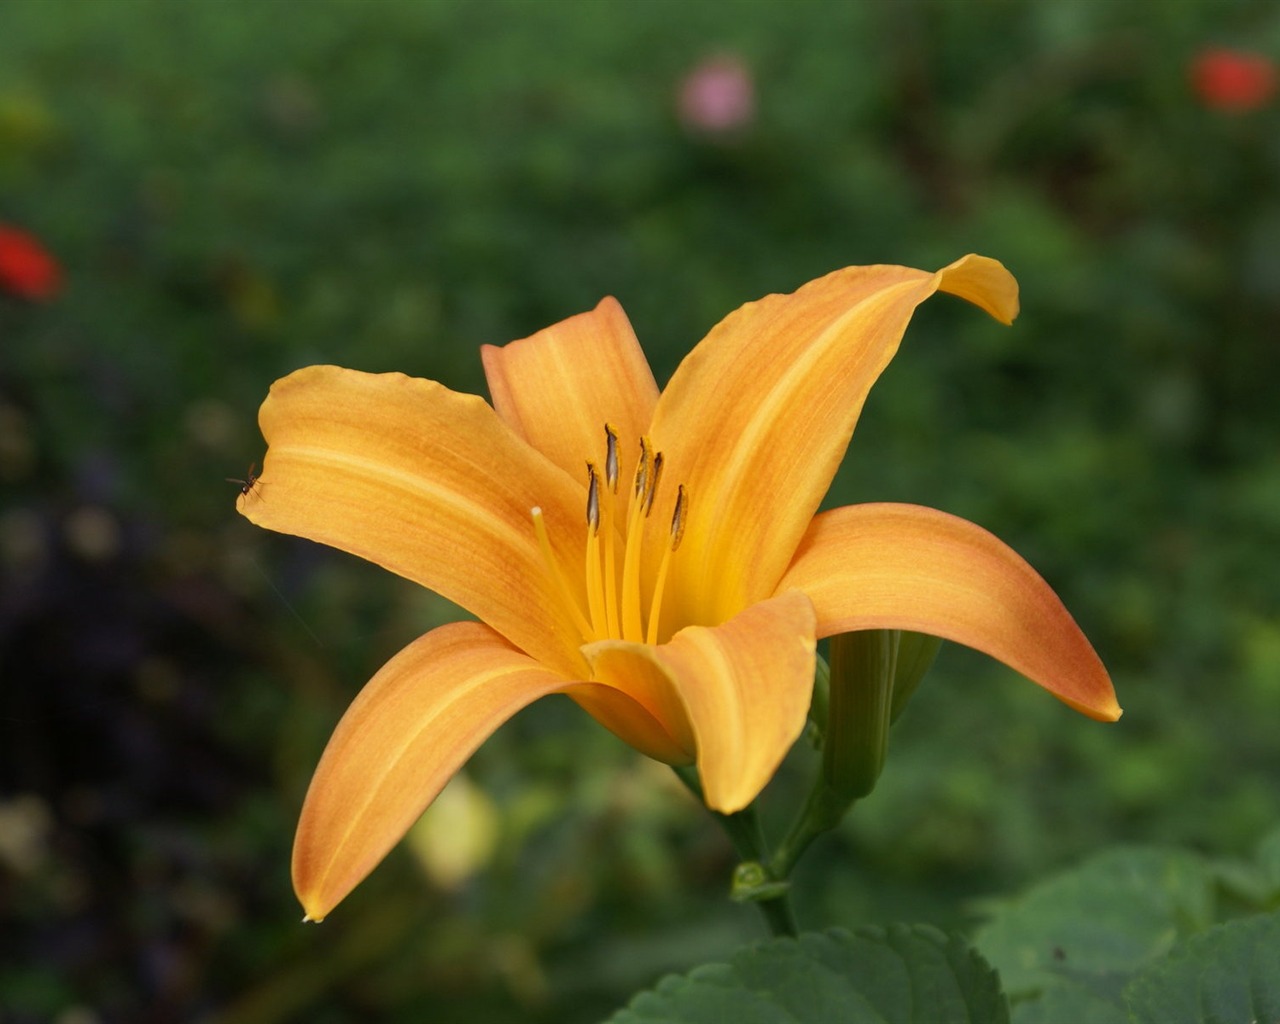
[532,425,686,647]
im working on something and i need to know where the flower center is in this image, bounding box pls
[531,424,687,647]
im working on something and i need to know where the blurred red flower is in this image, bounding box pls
[0,224,61,300]
[1191,47,1277,112]
[678,54,755,135]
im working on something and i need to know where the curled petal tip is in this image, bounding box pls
[937,254,1020,326]
[1048,662,1120,724]
[290,623,570,919]
[779,504,1120,724]
[1081,694,1123,723]
[1058,667,1121,723]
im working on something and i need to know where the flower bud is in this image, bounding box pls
[806,653,831,748]
[823,630,898,799]
[890,631,943,724]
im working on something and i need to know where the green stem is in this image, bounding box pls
[673,765,766,861]
[768,778,854,881]
[738,868,797,937]
[673,766,798,938]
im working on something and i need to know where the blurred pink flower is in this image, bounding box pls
[0,224,60,301]
[1190,47,1277,112]
[678,54,755,134]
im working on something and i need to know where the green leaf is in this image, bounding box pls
[1124,911,1280,1024]
[1254,825,1280,899]
[1008,981,1128,1024]
[605,925,1008,1024]
[972,847,1215,1016]
[1208,824,1280,909]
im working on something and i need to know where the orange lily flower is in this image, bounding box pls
[238,255,1120,921]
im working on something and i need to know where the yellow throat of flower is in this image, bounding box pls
[531,424,686,648]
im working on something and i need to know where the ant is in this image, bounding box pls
[227,462,261,499]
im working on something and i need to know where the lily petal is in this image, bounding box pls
[647,255,1019,632]
[481,297,660,482]
[584,591,817,812]
[564,681,696,766]
[239,365,588,677]
[777,503,1121,721]
[293,621,570,922]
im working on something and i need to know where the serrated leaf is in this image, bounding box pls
[605,925,1008,1024]
[1124,910,1280,1024]
[972,846,1214,1012]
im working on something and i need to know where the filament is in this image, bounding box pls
[646,485,686,645]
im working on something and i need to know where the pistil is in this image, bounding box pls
[531,506,595,642]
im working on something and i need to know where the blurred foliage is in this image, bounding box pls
[973,832,1280,1022]
[1,0,1278,1021]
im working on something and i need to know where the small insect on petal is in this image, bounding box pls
[227,462,261,499]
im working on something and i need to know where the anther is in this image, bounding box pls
[586,463,601,534]
[584,463,610,636]
[645,453,664,516]
[633,437,651,501]
[604,424,620,493]
[669,485,687,550]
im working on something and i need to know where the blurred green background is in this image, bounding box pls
[2,1,1278,1021]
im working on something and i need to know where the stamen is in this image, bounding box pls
[584,464,610,639]
[533,432,686,649]
[620,438,656,641]
[604,423,620,492]
[601,426,620,638]
[669,484,688,551]
[645,453,664,516]
[646,486,687,645]
[586,462,601,534]
[632,437,651,501]
[531,507,595,642]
